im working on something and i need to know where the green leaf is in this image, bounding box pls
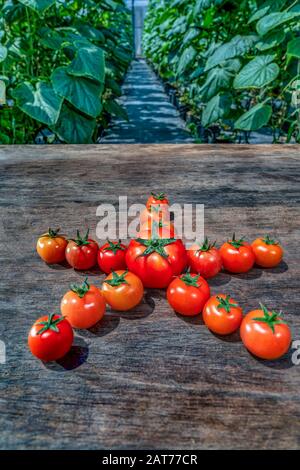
[200,59,241,100]
[202,94,232,127]
[104,99,128,121]
[0,45,7,62]
[248,6,270,24]
[52,104,96,144]
[183,28,199,45]
[205,35,258,71]
[287,37,300,59]
[234,55,279,89]
[12,81,63,126]
[177,46,197,76]
[38,27,65,50]
[68,42,105,83]
[18,0,55,15]
[0,80,6,105]
[234,103,272,131]
[51,66,103,118]
[255,29,285,51]
[257,11,300,36]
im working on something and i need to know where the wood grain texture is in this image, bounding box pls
[0,144,299,450]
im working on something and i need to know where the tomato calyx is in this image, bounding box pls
[42,228,61,238]
[70,229,91,246]
[180,272,200,287]
[216,295,238,313]
[151,192,166,201]
[104,270,129,287]
[229,233,245,249]
[253,303,287,334]
[136,237,176,258]
[70,277,90,298]
[262,234,278,246]
[103,239,125,254]
[197,237,216,253]
[36,313,65,335]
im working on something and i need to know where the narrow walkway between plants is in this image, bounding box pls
[101,59,194,144]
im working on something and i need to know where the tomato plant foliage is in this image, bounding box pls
[0,0,132,143]
[144,0,300,142]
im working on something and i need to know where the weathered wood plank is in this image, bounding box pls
[0,144,299,449]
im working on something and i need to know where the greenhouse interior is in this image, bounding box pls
[0,0,299,144]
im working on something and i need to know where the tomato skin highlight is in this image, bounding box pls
[97,241,127,274]
[167,273,210,316]
[203,294,243,335]
[126,238,187,288]
[28,314,73,362]
[240,309,291,360]
[251,237,283,268]
[187,244,222,278]
[37,229,67,264]
[61,285,106,329]
[102,270,144,311]
[220,240,255,274]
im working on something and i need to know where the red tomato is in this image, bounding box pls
[102,270,144,311]
[66,229,98,270]
[28,313,73,362]
[167,273,210,316]
[203,294,243,335]
[251,235,283,268]
[97,240,127,274]
[146,192,169,211]
[126,237,187,288]
[36,228,67,264]
[220,234,255,273]
[240,304,291,360]
[187,237,222,278]
[61,278,106,329]
[139,219,175,239]
[140,200,170,224]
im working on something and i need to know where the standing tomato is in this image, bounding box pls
[167,273,210,316]
[126,237,187,288]
[203,294,243,335]
[61,278,106,329]
[146,192,169,211]
[240,304,291,360]
[28,313,73,362]
[36,228,67,264]
[251,235,283,268]
[187,237,222,278]
[66,229,98,270]
[97,240,127,274]
[140,204,170,226]
[139,219,175,239]
[220,234,255,274]
[102,270,144,311]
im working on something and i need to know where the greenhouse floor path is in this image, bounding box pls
[101,59,194,144]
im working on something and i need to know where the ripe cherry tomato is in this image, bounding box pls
[102,270,144,311]
[97,239,127,274]
[240,304,291,360]
[167,272,210,316]
[126,237,187,288]
[28,313,73,362]
[203,294,243,335]
[187,237,222,278]
[139,219,175,239]
[146,192,169,211]
[36,228,67,264]
[66,229,98,270]
[60,278,106,329]
[220,234,255,273]
[251,235,283,268]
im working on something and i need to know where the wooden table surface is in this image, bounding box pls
[0,144,299,450]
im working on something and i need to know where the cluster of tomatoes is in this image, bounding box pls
[28,192,291,363]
